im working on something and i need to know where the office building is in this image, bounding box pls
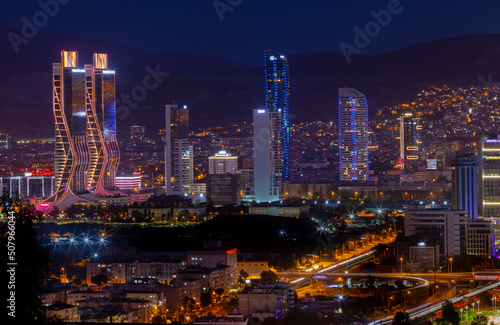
[452,153,478,220]
[165,104,193,195]
[399,113,422,170]
[338,88,368,181]
[208,150,238,174]
[130,125,145,143]
[404,206,466,257]
[253,108,282,202]
[466,218,495,256]
[265,51,290,181]
[37,51,120,213]
[207,173,241,205]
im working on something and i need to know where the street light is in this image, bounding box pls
[465,306,468,320]
[405,291,410,311]
[460,308,463,321]
[400,257,404,274]
[448,257,453,273]
[471,302,475,313]
[477,299,480,313]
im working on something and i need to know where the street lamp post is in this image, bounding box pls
[448,257,453,273]
[465,306,468,320]
[405,291,410,311]
[472,302,475,313]
[400,257,403,274]
[477,299,480,313]
[460,308,463,321]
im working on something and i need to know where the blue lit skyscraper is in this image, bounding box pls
[265,50,290,181]
[452,153,478,220]
[339,88,368,182]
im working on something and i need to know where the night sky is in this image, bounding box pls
[2,0,500,64]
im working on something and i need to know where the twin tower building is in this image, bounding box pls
[37,51,119,213]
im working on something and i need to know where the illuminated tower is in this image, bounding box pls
[339,88,368,182]
[452,153,478,220]
[265,50,290,181]
[37,51,119,213]
[85,53,119,193]
[253,108,282,202]
[479,134,500,241]
[399,113,422,170]
[165,104,193,195]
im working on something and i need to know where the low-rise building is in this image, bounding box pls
[237,261,269,277]
[194,315,248,324]
[239,282,294,321]
[467,217,495,256]
[44,303,79,322]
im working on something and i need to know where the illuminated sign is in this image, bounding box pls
[312,275,328,279]
[226,249,237,255]
[72,69,85,73]
[257,109,266,114]
[62,50,77,68]
[93,53,108,69]
[102,70,115,74]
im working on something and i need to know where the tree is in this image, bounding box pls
[240,269,249,281]
[91,274,109,289]
[215,288,225,301]
[471,314,488,325]
[152,315,166,323]
[437,300,460,325]
[200,290,212,307]
[392,311,411,325]
[1,191,51,322]
[260,270,278,282]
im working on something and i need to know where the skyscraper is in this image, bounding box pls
[338,88,369,182]
[37,51,120,213]
[253,108,282,202]
[265,51,290,181]
[165,104,193,195]
[399,113,422,170]
[479,135,500,241]
[452,153,478,220]
[209,150,238,174]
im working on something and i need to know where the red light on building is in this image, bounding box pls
[226,249,237,255]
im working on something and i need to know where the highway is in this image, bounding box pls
[367,281,500,325]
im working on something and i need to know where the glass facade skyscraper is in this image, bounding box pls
[399,113,422,170]
[338,88,369,182]
[452,153,478,220]
[265,51,290,181]
[165,104,193,195]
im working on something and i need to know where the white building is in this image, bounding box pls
[253,108,282,202]
[239,282,294,321]
[186,249,238,287]
[338,88,368,182]
[209,150,238,174]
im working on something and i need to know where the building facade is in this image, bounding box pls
[208,150,238,174]
[338,88,368,181]
[253,108,282,202]
[404,207,467,257]
[479,135,500,241]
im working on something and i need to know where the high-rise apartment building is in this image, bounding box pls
[208,150,238,174]
[37,51,119,213]
[165,104,193,195]
[253,108,282,202]
[265,51,290,181]
[399,113,422,170]
[338,88,368,181]
[452,153,478,220]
